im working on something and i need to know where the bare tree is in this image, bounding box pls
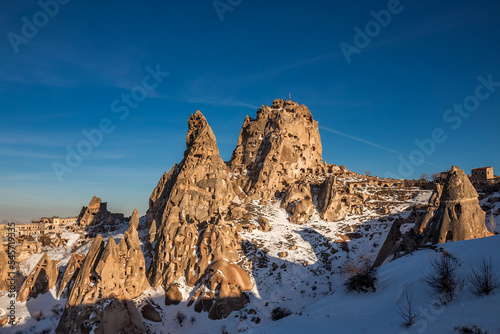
[468,255,499,297]
[364,171,372,176]
[397,287,417,328]
[175,311,187,327]
[423,252,459,305]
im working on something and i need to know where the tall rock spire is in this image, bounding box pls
[146,110,234,228]
[421,166,491,244]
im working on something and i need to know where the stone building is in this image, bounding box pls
[471,167,494,183]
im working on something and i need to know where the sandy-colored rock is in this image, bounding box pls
[77,196,114,226]
[257,217,271,232]
[192,259,253,320]
[57,211,149,333]
[0,246,10,291]
[281,183,315,224]
[96,298,146,334]
[317,177,349,221]
[141,302,162,322]
[229,99,338,202]
[57,252,85,299]
[420,166,491,244]
[17,253,59,302]
[165,284,183,305]
[146,110,234,229]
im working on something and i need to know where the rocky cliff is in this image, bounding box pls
[229,99,339,203]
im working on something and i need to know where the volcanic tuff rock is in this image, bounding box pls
[77,196,113,226]
[190,259,253,320]
[148,210,243,288]
[57,211,148,333]
[281,183,315,224]
[146,110,234,229]
[0,246,9,291]
[230,99,339,202]
[420,166,491,243]
[17,252,59,302]
[375,166,492,266]
[57,252,85,299]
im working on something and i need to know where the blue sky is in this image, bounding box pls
[1,0,499,220]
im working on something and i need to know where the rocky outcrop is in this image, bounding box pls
[414,183,443,234]
[17,253,58,302]
[420,166,491,244]
[190,259,253,320]
[148,211,242,288]
[57,211,148,333]
[375,166,492,266]
[146,110,234,229]
[229,99,338,202]
[146,111,249,297]
[317,177,349,222]
[165,284,182,305]
[17,239,42,262]
[77,196,114,226]
[281,183,315,224]
[57,252,85,298]
[0,246,10,291]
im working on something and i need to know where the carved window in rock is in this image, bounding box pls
[454,204,461,219]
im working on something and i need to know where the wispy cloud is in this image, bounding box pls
[319,125,443,169]
[0,148,61,159]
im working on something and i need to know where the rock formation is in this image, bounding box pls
[229,99,338,202]
[190,259,253,320]
[420,166,491,244]
[77,196,114,226]
[148,211,242,288]
[57,252,85,298]
[281,183,315,224]
[317,177,350,222]
[17,253,58,302]
[57,210,148,333]
[375,166,492,266]
[146,110,234,229]
[145,110,253,318]
[0,246,10,291]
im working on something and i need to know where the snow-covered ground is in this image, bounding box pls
[250,234,500,334]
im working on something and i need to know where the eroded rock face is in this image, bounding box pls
[229,99,337,202]
[420,166,491,244]
[146,110,234,229]
[0,246,10,291]
[17,253,58,302]
[57,212,149,333]
[281,183,315,224]
[57,252,85,299]
[77,196,113,226]
[317,177,349,222]
[148,212,242,289]
[375,166,492,267]
[191,259,253,320]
